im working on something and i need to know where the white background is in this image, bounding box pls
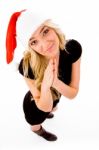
[0,0,99,149]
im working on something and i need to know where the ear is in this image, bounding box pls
[6,9,26,64]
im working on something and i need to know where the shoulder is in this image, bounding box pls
[65,39,82,63]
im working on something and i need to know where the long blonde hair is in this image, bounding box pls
[23,19,66,100]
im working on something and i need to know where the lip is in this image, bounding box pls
[47,44,54,52]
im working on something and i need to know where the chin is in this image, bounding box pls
[45,49,59,59]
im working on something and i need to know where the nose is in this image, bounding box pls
[39,40,50,52]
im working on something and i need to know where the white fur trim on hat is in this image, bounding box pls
[17,10,51,48]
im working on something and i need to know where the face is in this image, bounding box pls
[29,25,60,59]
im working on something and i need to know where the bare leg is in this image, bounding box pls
[51,106,58,112]
[47,106,58,119]
[31,124,41,132]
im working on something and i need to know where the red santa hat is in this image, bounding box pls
[6,9,51,64]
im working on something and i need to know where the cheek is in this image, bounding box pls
[47,35,54,40]
[31,46,39,53]
[46,31,56,40]
[50,33,59,43]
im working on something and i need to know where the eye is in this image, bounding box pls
[43,28,49,36]
[30,40,38,46]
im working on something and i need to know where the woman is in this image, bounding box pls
[6,10,82,141]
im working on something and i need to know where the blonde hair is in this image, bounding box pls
[23,19,66,100]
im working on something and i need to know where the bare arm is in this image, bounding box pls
[37,83,53,112]
[24,59,54,112]
[24,77,53,112]
[52,58,81,99]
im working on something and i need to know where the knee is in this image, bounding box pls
[52,106,58,112]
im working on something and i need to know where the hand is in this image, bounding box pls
[52,58,59,88]
[42,59,54,89]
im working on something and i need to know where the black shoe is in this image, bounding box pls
[47,113,54,119]
[34,126,57,141]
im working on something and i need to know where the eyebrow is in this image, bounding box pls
[40,26,46,33]
[29,26,46,41]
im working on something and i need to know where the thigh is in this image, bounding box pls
[23,91,50,125]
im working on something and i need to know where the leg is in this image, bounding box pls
[52,106,58,112]
[23,92,57,141]
[31,124,41,131]
[31,124,57,141]
[47,106,58,119]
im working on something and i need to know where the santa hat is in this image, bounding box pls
[6,9,51,64]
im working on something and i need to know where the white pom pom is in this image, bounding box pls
[7,61,19,72]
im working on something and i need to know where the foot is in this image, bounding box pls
[33,126,57,141]
[47,113,54,119]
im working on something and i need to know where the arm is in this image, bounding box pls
[37,83,53,112]
[52,58,81,99]
[24,59,54,112]
[24,77,53,112]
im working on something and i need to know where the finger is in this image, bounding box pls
[54,59,58,75]
[53,59,56,69]
[49,59,54,69]
[47,63,54,73]
[53,58,57,66]
[49,58,53,64]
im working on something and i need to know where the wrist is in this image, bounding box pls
[41,82,50,91]
[52,78,59,88]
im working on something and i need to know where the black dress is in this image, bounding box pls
[18,39,82,125]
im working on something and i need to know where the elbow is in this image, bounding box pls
[69,93,78,100]
[36,101,53,112]
[38,106,52,112]
[68,88,79,100]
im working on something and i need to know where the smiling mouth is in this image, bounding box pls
[47,44,54,52]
